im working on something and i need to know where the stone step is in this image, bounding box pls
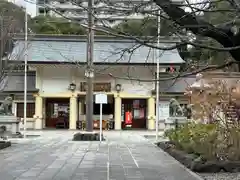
[0,116,19,122]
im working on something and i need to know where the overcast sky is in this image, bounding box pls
[15,0,37,17]
[14,0,25,6]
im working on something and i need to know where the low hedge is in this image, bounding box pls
[164,122,240,162]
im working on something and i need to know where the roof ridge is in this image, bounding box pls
[13,34,183,43]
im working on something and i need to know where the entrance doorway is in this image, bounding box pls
[45,98,70,129]
[121,99,147,129]
[80,95,115,130]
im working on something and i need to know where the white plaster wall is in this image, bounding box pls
[42,67,72,93]
[39,65,154,95]
[111,66,155,96]
[75,67,114,91]
[76,65,154,95]
[115,80,154,96]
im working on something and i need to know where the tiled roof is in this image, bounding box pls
[9,36,185,64]
[0,72,38,92]
[159,76,196,93]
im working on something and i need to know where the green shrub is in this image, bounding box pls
[164,123,240,161]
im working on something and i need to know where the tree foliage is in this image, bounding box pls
[0,1,26,58]
[189,0,236,67]
[4,0,239,71]
[153,0,240,71]
[0,1,28,82]
[30,15,86,35]
[165,73,240,161]
[113,18,157,36]
[30,15,176,36]
[113,17,177,36]
[113,18,189,60]
[30,15,113,35]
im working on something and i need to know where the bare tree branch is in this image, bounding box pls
[154,0,240,67]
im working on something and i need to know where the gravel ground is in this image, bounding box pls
[199,173,240,180]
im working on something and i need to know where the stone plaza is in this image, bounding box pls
[0,131,203,180]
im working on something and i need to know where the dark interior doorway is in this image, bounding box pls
[45,98,70,129]
[121,99,147,129]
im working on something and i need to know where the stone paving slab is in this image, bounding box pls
[0,131,203,180]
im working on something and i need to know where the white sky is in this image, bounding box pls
[14,0,25,6]
[16,0,37,17]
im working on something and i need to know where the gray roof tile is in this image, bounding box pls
[0,72,37,92]
[159,77,196,93]
[9,40,185,64]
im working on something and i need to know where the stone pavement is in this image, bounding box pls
[0,131,203,180]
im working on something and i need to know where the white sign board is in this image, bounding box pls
[95,93,108,142]
[159,102,170,120]
[95,93,108,104]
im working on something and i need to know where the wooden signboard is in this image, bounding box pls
[80,82,111,92]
